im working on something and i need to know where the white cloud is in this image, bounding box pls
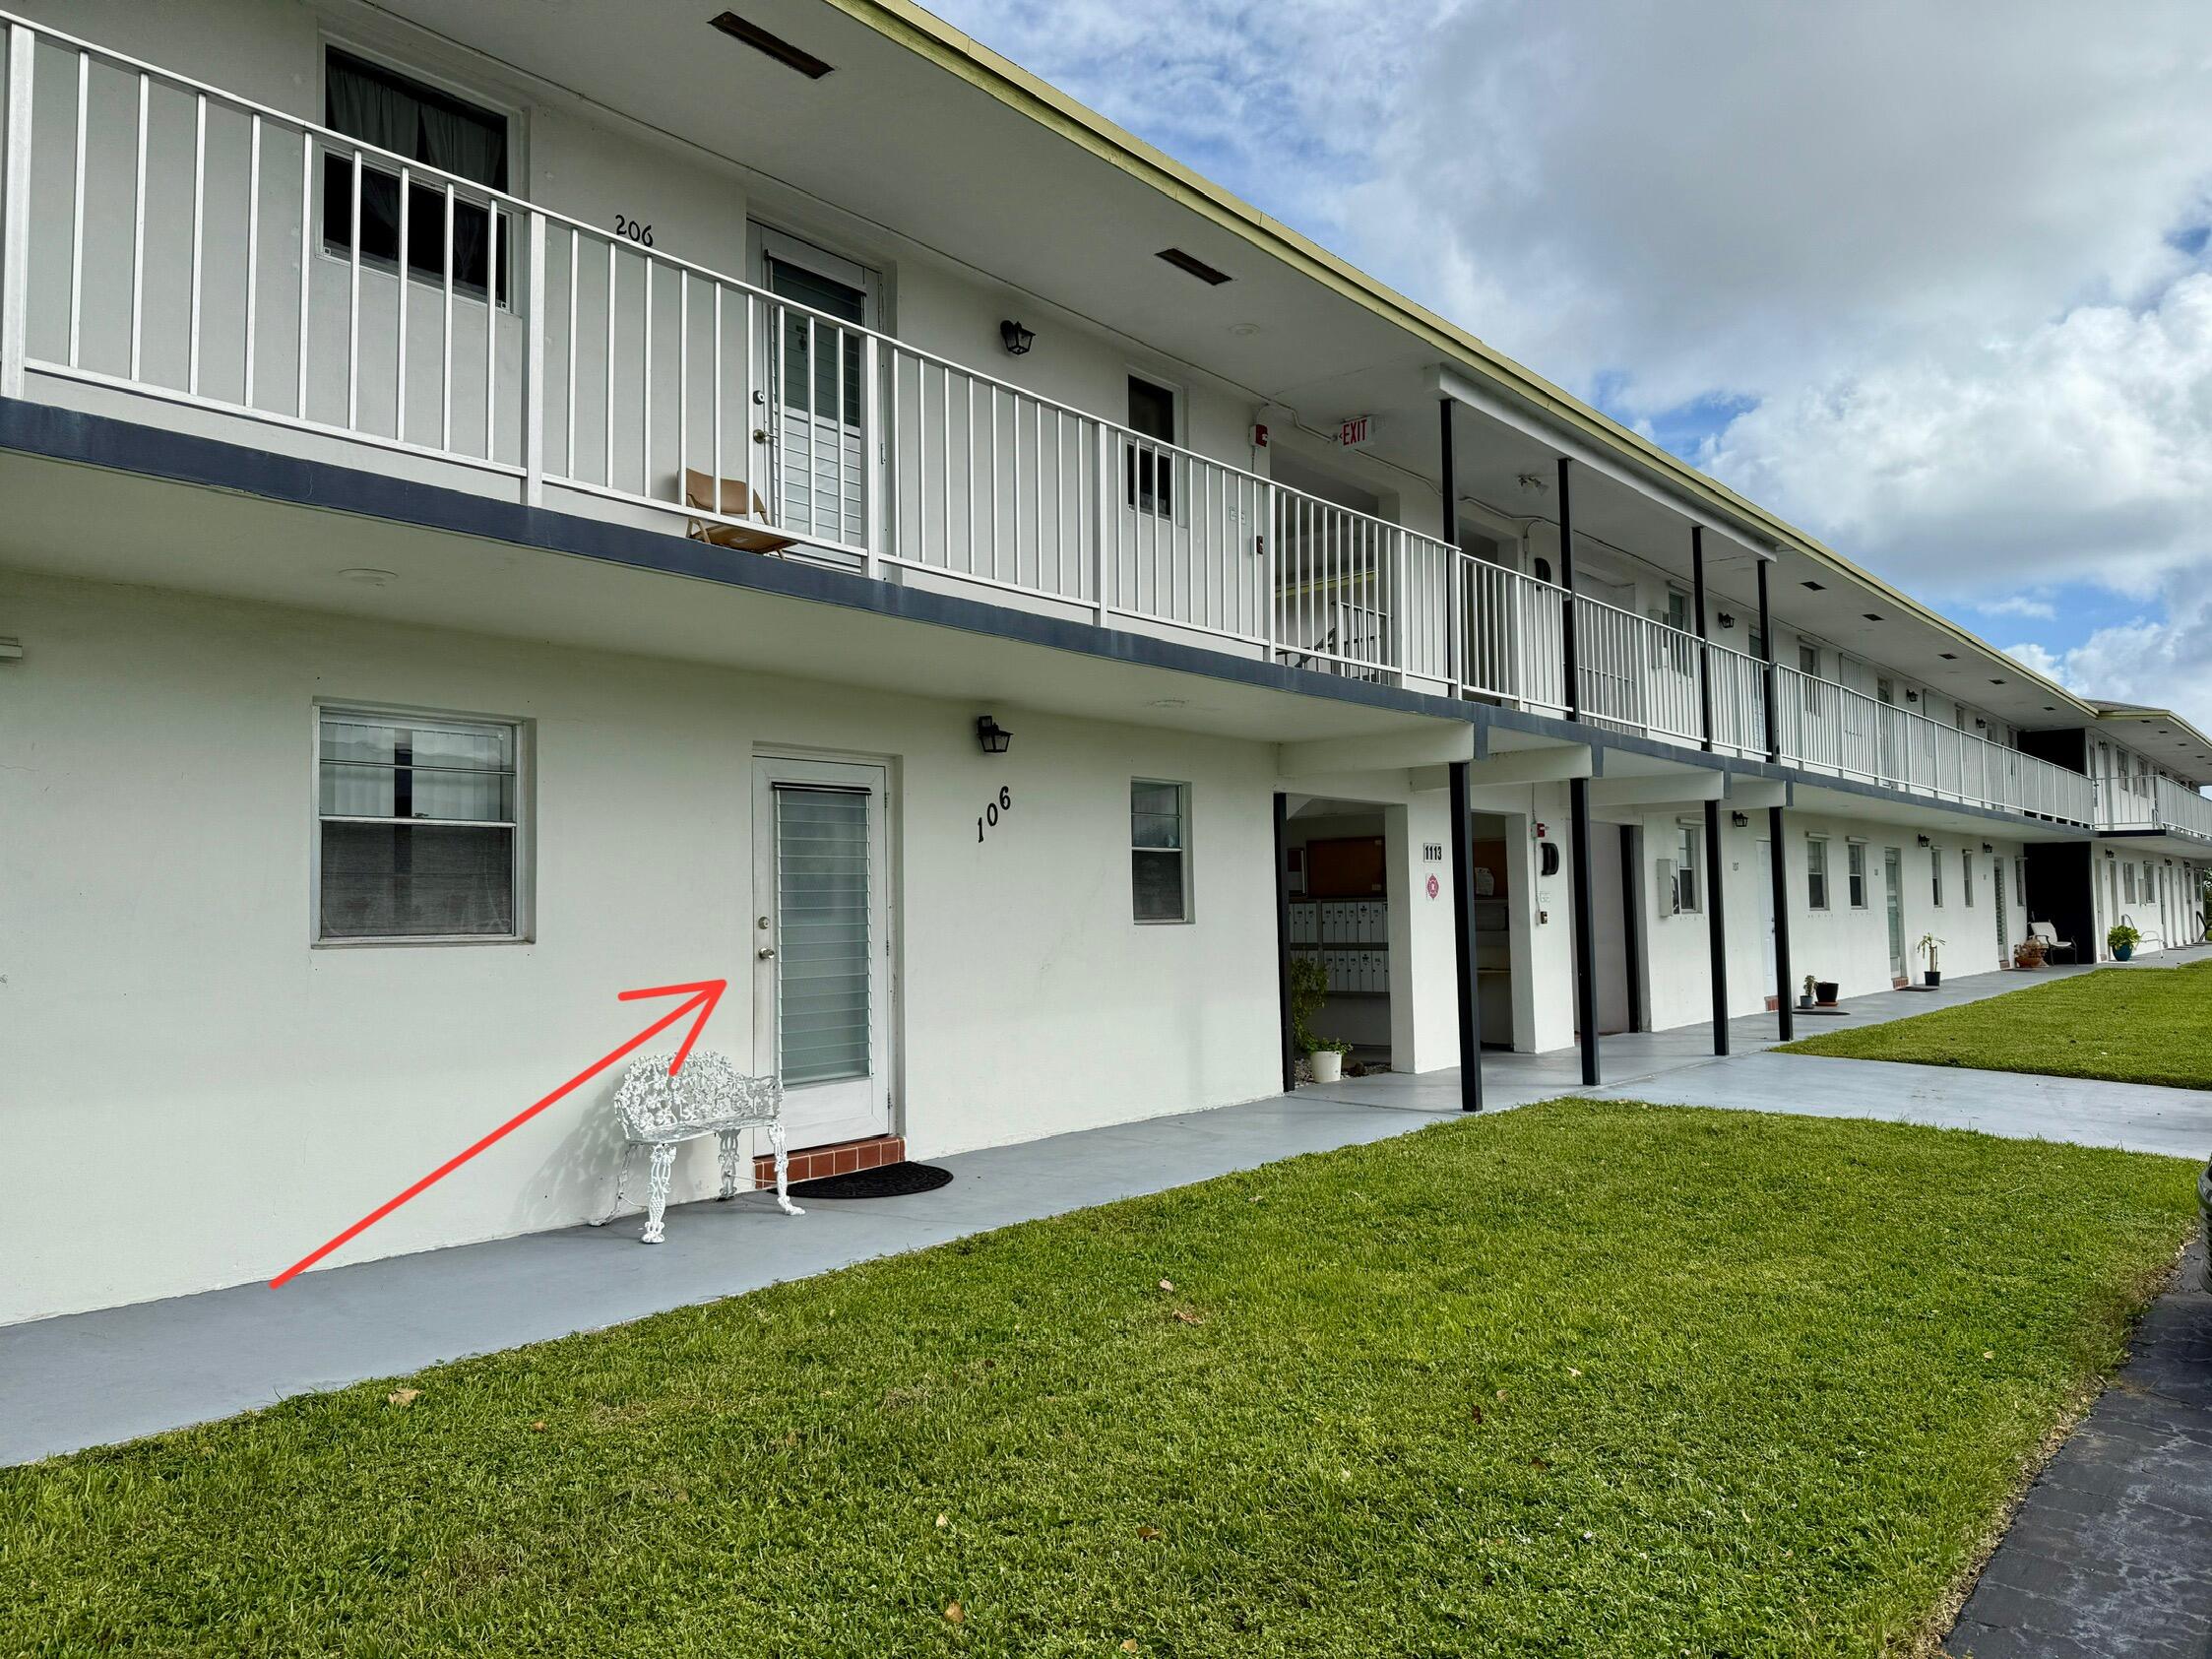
[2004,641,2067,681]
[2018,599,2212,713]
[1981,598,2059,621]
[1703,276,2212,596]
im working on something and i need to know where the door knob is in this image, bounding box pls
[758,945,777,960]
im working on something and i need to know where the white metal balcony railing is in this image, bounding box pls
[2095,775,2212,841]
[0,16,2094,830]
[1771,667,2096,824]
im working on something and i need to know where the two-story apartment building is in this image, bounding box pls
[3,0,2204,1323]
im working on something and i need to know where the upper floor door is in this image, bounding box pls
[751,227,882,554]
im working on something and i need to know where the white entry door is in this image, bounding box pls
[1755,840,1777,998]
[752,756,892,1150]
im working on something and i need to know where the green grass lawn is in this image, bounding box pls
[1,1103,2197,1658]
[1780,959,2212,1090]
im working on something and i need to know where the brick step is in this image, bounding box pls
[756,1134,905,1189]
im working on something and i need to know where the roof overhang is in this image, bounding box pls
[2092,709,2212,784]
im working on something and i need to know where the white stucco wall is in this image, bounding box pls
[0,571,1283,1322]
[1603,802,2026,1033]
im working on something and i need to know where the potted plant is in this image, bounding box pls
[1308,1039,1355,1084]
[2013,935,2047,969]
[1814,978,1841,1005]
[1288,956,1354,1082]
[2108,921,2141,962]
[1799,974,1816,1010]
[1917,933,1944,987]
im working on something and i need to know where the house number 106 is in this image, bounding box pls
[977,786,1012,843]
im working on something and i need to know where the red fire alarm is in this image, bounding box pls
[1251,422,1269,448]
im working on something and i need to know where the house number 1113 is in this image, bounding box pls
[977,786,1012,843]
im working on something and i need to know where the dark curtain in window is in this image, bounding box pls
[324,52,509,295]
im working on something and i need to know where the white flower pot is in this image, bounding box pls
[1309,1050,1343,1084]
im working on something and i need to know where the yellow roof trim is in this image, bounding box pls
[827,0,2095,719]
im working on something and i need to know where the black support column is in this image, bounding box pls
[1448,758,1484,1111]
[1692,527,1715,754]
[1757,559,1794,1041]
[1692,528,1730,1053]
[1441,399,1483,1111]
[1703,798,1730,1053]
[1620,827,1644,1033]
[1273,792,1297,1092]
[1557,457,1600,1085]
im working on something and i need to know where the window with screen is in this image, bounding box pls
[318,708,522,940]
[1131,779,1190,923]
[323,50,511,299]
[1805,837,1829,910]
[1961,849,1975,907]
[1847,843,1867,909]
[1675,823,1700,914]
[767,255,866,425]
[1125,375,1177,516]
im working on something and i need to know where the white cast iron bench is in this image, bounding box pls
[595,1049,803,1243]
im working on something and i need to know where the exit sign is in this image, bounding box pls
[1337,414,1375,450]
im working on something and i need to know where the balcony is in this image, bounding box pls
[1771,668,2096,825]
[0,14,2093,831]
[2095,775,2212,843]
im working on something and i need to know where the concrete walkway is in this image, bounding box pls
[3,953,2207,1469]
[1946,1238,2212,1659]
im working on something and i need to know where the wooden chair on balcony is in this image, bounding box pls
[682,470,796,556]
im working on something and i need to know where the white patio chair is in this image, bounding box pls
[2028,920,2076,964]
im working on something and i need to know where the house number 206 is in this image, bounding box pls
[977,786,1012,843]
[612,215,654,247]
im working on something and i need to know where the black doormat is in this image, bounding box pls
[788,1161,953,1201]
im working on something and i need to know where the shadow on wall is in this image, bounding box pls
[515,1071,739,1237]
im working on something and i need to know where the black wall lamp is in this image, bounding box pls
[999,320,1035,355]
[1716,611,1736,630]
[1917,835,1931,847]
[976,714,1013,754]
[1731,811,1749,828]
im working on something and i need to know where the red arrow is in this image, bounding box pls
[270,979,728,1288]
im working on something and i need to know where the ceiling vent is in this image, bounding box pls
[1801,579,1825,591]
[709,12,834,79]
[1156,247,1232,286]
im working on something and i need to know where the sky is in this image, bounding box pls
[930,0,2212,728]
